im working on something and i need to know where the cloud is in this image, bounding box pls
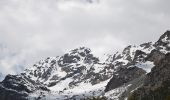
[0,0,170,75]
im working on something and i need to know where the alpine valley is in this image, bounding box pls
[1,31,170,100]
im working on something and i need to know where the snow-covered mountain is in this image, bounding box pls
[22,47,114,99]
[0,31,170,100]
[0,45,145,100]
[0,47,115,100]
[128,32,170,99]
[104,30,170,100]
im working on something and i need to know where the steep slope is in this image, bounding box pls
[0,47,116,100]
[0,74,49,100]
[0,31,170,100]
[0,46,146,100]
[128,53,170,100]
[24,47,114,99]
[104,42,154,92]
[104,31,170,100]
[125,31,170,100]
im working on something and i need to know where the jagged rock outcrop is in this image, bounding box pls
[0,75,49,100]
[104,42,154,92]
[105,66,145,92]
[104,30,170,99]
[145,49,165,65]
[1,31,170,100]
[128,53,170,100]
[154,30,170,52]
[126,30,170,100]
[0,47,116,100]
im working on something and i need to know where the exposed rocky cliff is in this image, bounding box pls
[0,47,115,100]
[128,53,170,100]
[0,31,170,100]
[104,30,170,100]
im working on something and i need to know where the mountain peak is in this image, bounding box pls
[69,47,91,56]
[154,30,170,52]
[58,47,99,67]
[2,30,170,100]
[156,30,170,44]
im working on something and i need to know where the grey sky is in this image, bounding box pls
[0,0,170,75]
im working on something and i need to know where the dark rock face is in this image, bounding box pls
[126,31,170,100]
[105,67,145,92]
[0,47,115,99]
[132,50,147,63]
[56,47,108,87]
[145,49,165,65]
[122,45,133,62]
[0,87,28,100]
[0,75,30,100]
[104,42,154,92]
[1,31,170,100]
[155,31,170,46]
[132,42,153,63]
[0,75,49,100]
[155,30,170,51]
[58,47,99,67]
[105,31,170,94]
[1,75,36,93]
[128,53,170,100]
[145,53,170,86]
[140,42,153,49]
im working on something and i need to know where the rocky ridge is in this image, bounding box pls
[127,31,170,100]
[0,31,170,100]
[105,30,170,100]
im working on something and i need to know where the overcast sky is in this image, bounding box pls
[0,0,170,75]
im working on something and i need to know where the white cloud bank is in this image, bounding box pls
[0,0,170,75]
